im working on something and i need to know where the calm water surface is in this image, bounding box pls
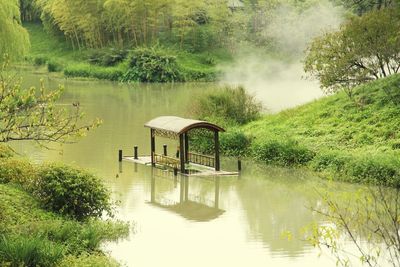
[15,70,363,267]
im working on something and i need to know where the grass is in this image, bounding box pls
[24,22,229,82]
[239,74,400,186]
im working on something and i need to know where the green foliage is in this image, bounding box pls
[0,159,36,189]
[251,139,315,166]
[88,49,128,67]
[121,47,184,82]
[0,0,30,61]
[64,64,124,81]
[0,145,13,158]
[242,74,400,186]
[0,235,65,267]
[58,253,120,267]
[47,59,63,72]
[0,61,100,144]
[305,9,400,96]
[192,86,262,126]
[33,56,48,66]
[0,183,129,267]
[35,164,112,220]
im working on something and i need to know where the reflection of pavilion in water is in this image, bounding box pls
[149,167,224,222]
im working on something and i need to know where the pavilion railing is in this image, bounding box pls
[188,152,215,168]
[154,153,180,169]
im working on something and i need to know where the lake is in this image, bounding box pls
[14,70,363,267]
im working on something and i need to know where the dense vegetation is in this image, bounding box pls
[0,154,129,266]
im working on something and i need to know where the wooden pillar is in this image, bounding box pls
[214,131,220,171]
[150,129,155,166]
[179,134,185,173]
[184,133,189,163]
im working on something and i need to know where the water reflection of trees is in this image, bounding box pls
[235,163,327,257]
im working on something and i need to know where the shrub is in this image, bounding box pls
[0,235,65,267]
[221,130,251,156]
[33,56,47,66]
[47,60,63,72]
[251,139,315,166]
[35,164,112,220]
[0,159,36,189]
[346,155,400,186]
[88,49,128,67]
[192,86,262,126]
[310,150,351,173]
[121,47,183,82]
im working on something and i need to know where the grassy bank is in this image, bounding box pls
[190,76,400,187]
[24,22,229,82]
[0,156,129,266]
[241,75,400,186]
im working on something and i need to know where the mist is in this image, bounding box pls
[220,0,345,113]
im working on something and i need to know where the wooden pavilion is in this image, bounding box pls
[144,116,225,174]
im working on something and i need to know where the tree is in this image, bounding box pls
[304,9,400,96]
[337,0,397,14]
[0,60,100,144]
[0,0,30,61]
[307,186,400,267]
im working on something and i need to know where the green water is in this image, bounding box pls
[14,71,363,267]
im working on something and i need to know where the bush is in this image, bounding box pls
[346,155,400,186]
[192,86,262,126]
[35,164,112,220]
[310,150,351,173]
[0,159,36,189]
[251,139,315,166]
[88,49,128,67]
[33,56,48,66]
[58,253,119,267]
[47,60,63,72]
[221,130,251,156]
[0,235,65,267]
[121,47,183,82]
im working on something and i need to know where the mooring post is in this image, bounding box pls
[134,146,138,159]
[176,148,179,158]
[238,158,242,172]
[118,149,122,162]
[173,167,178,176]
[163,144,167,156]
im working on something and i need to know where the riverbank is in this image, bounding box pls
[239,74,400,186]
[24,23,230,82]
[0,155,129,266]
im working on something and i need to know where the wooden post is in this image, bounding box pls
[184,133,189,163]
[163,144,167,156]
[214,131,220,171]
[118,149,122,162]
[134,146,138,159]
[150,129,155,166]
[238,158,242,171]
[179,134,185,173]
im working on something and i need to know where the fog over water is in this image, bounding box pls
[221,0,345,112]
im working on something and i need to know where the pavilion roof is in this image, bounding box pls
[144,116,224,135]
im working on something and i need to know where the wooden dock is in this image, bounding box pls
[123,156,238,177]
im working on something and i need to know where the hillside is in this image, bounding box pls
[241,75,400,186]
